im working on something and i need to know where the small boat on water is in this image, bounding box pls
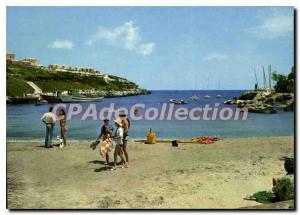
[190,95,199,100]
[216,94,222,98]
[224,99,235,105]
[204,95,210,99]
[40,94,61,103]
[59,95,104,103]
[169,99,188,104]
[35,99,48,105]
[41,91,104,103]
[224,97,237,105]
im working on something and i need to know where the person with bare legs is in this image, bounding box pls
[96,119,113,164]
[111,119,128,171]
[90,119,114,165]
[58,109,67,147]
[119,113,130,165]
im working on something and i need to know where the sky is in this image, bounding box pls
[7,7,294,90]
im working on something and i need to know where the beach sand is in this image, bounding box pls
[7,136,294,209]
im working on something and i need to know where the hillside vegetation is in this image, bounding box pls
[7,64,139,97]
[272,66,294,93]
[6,76,34,97]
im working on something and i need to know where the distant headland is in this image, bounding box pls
[6,53,150,104]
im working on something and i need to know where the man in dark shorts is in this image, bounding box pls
[119,113,130,165]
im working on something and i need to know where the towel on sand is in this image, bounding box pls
[191,136,218,144]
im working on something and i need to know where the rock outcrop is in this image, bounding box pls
[236,91,294,114]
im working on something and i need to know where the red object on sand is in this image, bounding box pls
[191,136,217,144]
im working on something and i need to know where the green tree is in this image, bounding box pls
[272,66,294,93]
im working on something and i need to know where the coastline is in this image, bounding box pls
[7,136,294,209]
[6,88,150,104]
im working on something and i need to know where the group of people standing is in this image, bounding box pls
[41,107,67,148]
[41,107,130,171]
[93,112,130,170]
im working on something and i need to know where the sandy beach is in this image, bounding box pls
[7,136,293,209]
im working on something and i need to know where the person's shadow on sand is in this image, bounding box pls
[34,144,60,148]
[88,160,104,164]
[94,166,112,172]
[88,160,114,172]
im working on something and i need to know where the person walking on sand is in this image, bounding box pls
[58,109,67,148]
[92,119,114,164]
[119,113,130,165]
[41,107,56,148]
[111,118,128,171]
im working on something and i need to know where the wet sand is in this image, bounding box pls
[7,136,293,209]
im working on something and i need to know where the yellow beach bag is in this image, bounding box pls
[146,128,156,144]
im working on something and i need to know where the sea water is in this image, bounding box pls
[6,90,294,141]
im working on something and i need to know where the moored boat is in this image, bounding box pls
[169,99,188,104]
[224,97,237,105]
[40,94,62,103]
[190,95,199,100]
[35,99,48,105]
[60,95,104,103]
[41,92,103,103]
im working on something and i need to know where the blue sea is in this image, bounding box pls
[6,90,294,141]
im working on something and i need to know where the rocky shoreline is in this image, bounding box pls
[236,91,294,114]
[6,88,150,104]
[96,88,150,98]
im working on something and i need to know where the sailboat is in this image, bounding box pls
[216,80,222,98]
[204,77,210,99]
[190,71,199,100]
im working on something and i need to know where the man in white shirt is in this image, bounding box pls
[41,107,56,148]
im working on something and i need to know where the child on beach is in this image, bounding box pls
[99,138,113,161]
[91,119,114,164]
